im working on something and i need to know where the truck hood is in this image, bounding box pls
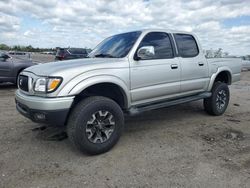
[24,58,128,76]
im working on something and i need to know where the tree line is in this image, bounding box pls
[0,44,55,52]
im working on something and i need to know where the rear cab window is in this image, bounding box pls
[174,34,199,58]
[56,49,65,56]
[68,48,87,55]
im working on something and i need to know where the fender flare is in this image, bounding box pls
[208,66,232,91]
[60,75,131,108]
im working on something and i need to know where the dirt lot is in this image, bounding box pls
[0,58,250,187]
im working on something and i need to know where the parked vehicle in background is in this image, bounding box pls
[41,51,56,55]
[242,60,250,70]
[86,49,92,54]
[8,51,26,55]
[55,48,88,60]
[0,52,35,85]
[16,29,241,155]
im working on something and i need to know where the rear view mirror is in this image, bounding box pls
[137,46,155,60]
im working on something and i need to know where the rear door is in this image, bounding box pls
[174,34,209,94]
[130,32,181,104]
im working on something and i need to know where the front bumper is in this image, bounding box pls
[15,90,74,126]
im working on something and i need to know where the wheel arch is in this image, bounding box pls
[208,67,232,91]
[67,76,130,110]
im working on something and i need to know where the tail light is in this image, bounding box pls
[59,54,64,60]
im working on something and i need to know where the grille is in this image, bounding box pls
[18,75,29,92]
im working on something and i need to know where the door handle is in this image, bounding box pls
[171,64,178,69]
[198,62,204,66]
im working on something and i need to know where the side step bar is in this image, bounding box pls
[128,92,211,115]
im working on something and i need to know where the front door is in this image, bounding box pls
[130,32,181,105]
[0,55,13,79]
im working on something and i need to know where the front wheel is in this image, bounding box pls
[204,82,230,116]
[67,96,124,155]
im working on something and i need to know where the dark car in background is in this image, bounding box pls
[0,52,35,85]
[8,51,26,55]
[55,48,88,61]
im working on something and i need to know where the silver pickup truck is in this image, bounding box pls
[15,29,241,154]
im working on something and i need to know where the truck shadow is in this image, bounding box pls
[0,83,17,90]
[124,101,206,132]
[33,101,206,142]
[28,101,213,157]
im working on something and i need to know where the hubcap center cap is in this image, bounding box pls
[86,110,115,144]
[96,122,103,129]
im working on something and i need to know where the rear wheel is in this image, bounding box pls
[204,82,230,116]
[67,96,124,155]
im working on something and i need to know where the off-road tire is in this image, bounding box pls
[67,96,124,155]
[204,82,230,116]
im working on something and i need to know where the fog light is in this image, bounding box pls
[34,113,46,120]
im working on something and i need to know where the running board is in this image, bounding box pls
[128,92,212,115]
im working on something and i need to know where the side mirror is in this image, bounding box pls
[137,46,155,60]
[0,54,10,61]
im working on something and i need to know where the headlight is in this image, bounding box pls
[34,78,46,92]
[34,77,62,93]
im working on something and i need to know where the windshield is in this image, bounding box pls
[89,31,141,58]
[0,52,10,59]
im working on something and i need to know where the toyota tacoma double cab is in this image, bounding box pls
[15,29,241,155]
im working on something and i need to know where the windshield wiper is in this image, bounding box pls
[94,53,117,58]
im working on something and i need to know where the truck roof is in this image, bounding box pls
[137,29,194,35]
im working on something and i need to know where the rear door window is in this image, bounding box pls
[174,34,199,58]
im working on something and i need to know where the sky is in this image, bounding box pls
[0,0,250,55]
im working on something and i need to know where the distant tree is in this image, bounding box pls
[0,44,10,50]
[205,48,230,58]
[0,44,91,54]
[223,52,229,57]
[214,48,223,58]
[13,45,21,51]
[26,45,33,52]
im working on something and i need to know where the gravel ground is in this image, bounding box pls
[0,57,250,187]
[31,53,55,64]
[7,53,55,64]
